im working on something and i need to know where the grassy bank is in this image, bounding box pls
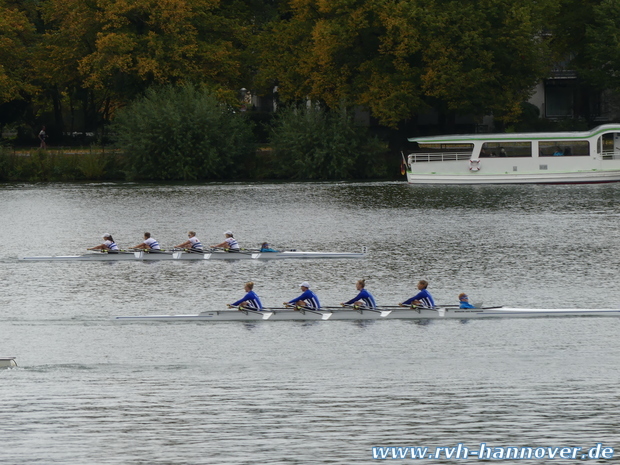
[0,147,124,182]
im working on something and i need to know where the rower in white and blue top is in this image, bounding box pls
[399,280,435,308]
[342,279,377,308]
[174,231,203,251]
[228,282,264,310]
[284,281,321,310]
[212,231,240,251]
[131,232,161,251]
[88,234,119,251]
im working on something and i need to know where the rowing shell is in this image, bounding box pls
[113,307,620,322]
[21,248,368,261]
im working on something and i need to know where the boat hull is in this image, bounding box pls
[0,357,17,368]
[113,307,620,322]
[406,169,620,185]
[21,250,367,261]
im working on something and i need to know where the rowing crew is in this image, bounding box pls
[227,279,477,311]
[88,231,277,253]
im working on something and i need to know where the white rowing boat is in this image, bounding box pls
[21,247,368,261]
[113,306,620,322]
[0,357,17,368]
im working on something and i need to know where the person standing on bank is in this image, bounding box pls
[39,126,47,149]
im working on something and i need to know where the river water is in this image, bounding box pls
[1,181,619,464]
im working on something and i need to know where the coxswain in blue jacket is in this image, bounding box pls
[259,242,279,252]
[342,279,377,308]
[458,293,476,309]
[400,280,435,308]
[174,231,203,251]
[285,281,321,310]
[229,282,264,310]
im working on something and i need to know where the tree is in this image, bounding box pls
[269,104,387,180]
[255,0,558,126]
[0,0,35,104]
[112,85,255,180]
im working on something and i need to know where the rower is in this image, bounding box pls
[399,280,435,308]
[341,278,377,308]
[228,282,264,310]
[88,234,119,252]
[174,231,203,252]
[131,232,161,251]
[458,293,476,309]
[212,231,240,252]
[284,281,321,310]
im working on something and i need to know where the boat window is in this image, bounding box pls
[539,140,589,157]
[480,142,531,158]
[600,133,620,160]
[409,143,474,163]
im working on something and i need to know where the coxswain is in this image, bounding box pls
[88,234,119,252]
[399,280,435,308]
[131,232,161,251]
[212,231,240,252]
[458,293,476,309]
[284,281,321,310]
[174,231,203,252]
[228,282,264,310]
[341,278,377,308]
[259,242,279,252]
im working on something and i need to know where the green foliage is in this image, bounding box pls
[0,147,122,182]
[269,105,387,180]
[112,85,255,180]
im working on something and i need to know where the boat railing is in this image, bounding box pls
[408,152,473,163]
[602,151,620,160]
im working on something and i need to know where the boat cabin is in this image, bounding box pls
[405,125,620,184]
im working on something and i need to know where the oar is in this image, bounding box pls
[209,247,254,255]
[344,304,392,317]
[228,305,273,320]
[284,304,332,320]
[323,305,392,317]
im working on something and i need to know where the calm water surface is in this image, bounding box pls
[1,182,620,464]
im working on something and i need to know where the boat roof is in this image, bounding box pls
[408,124,620,144]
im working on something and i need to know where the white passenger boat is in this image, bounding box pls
[0,357,17,368]
[21,247,368,261]
[405,124,620,184]
[113,306,620,322]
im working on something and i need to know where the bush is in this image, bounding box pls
[112,85,255,180]
[268,105,387,180]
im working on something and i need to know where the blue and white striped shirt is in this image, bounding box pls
[225,237,239,250]
[402,289,435,308]
[189,236,203,250]
[232,291,263,310]
[104,240,119,251]
[145,237,160,250]
[289,289,321,310]
[344,289,377,308]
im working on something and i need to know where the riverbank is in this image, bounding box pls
[0,146,398,182]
